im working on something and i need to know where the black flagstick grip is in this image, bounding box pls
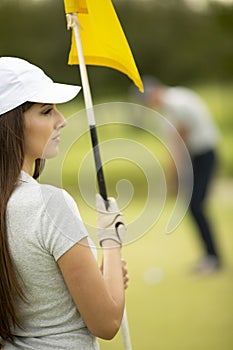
[90,125,109,209]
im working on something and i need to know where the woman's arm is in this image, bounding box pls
[58,237,125,340]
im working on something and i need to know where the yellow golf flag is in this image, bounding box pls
[64,0,143,92]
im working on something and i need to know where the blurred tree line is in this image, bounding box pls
[0,0,232,96]
[116,0,233,85]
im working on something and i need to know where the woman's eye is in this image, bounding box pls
[42,108,53,115]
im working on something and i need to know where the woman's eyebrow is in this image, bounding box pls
[40,103,53,108]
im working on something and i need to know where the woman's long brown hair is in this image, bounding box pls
[0,102,44,343]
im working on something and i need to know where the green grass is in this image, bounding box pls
[97,184,233,350]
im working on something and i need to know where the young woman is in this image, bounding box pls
[0,57,128,349]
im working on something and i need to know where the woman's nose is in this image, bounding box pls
[59,117,67,129]
[56,110,67,129]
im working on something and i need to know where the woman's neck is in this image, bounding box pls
[22,157,34,175]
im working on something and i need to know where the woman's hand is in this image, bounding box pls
[100,258,129,289]
[121,259,129,290]
[96,194,126,247]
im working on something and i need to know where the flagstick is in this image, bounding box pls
[66,13,108,204]
[66,13,132,350]
[121,307,132,350]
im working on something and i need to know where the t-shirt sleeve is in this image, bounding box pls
[40,188,89,261]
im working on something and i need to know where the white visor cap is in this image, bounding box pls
[0,57,81,115]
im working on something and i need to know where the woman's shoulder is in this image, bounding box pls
[40,184,77,209]
[14,172,79,215]
[39,184,84,223]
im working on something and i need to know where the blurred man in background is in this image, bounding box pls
[137,77,221,275]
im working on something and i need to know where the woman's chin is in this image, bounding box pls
[42,147,59,159]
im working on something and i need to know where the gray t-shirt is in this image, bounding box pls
[3,171,99,350]
[162,87,220,156]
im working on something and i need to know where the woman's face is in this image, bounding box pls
[23,103,67,163]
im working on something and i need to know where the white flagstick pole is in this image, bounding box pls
[66,13,132,350]
[66,13,108,203]
[121,307,132,350]
[67,14,94,123]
